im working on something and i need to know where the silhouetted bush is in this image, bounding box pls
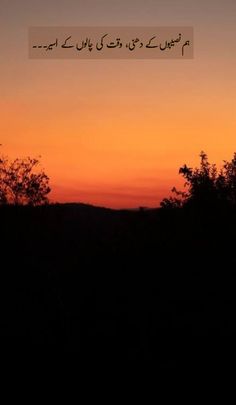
[161,151,236,210]
[0,154,50,205]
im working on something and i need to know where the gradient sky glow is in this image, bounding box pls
[1,0,236,207]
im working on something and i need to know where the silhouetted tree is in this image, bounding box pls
[161,151,236,209]
[0,154,50,205]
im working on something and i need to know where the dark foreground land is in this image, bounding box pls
[0,203,236,366]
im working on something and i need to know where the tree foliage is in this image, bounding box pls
[161,151,236,209]
[0,154,51,206]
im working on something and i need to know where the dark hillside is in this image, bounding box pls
[0,203,235,366]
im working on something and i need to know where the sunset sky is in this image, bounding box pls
[1,0,236,208]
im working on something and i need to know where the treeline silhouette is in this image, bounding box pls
[0,151,236,367]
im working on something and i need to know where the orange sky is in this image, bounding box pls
[1,0,236,208]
